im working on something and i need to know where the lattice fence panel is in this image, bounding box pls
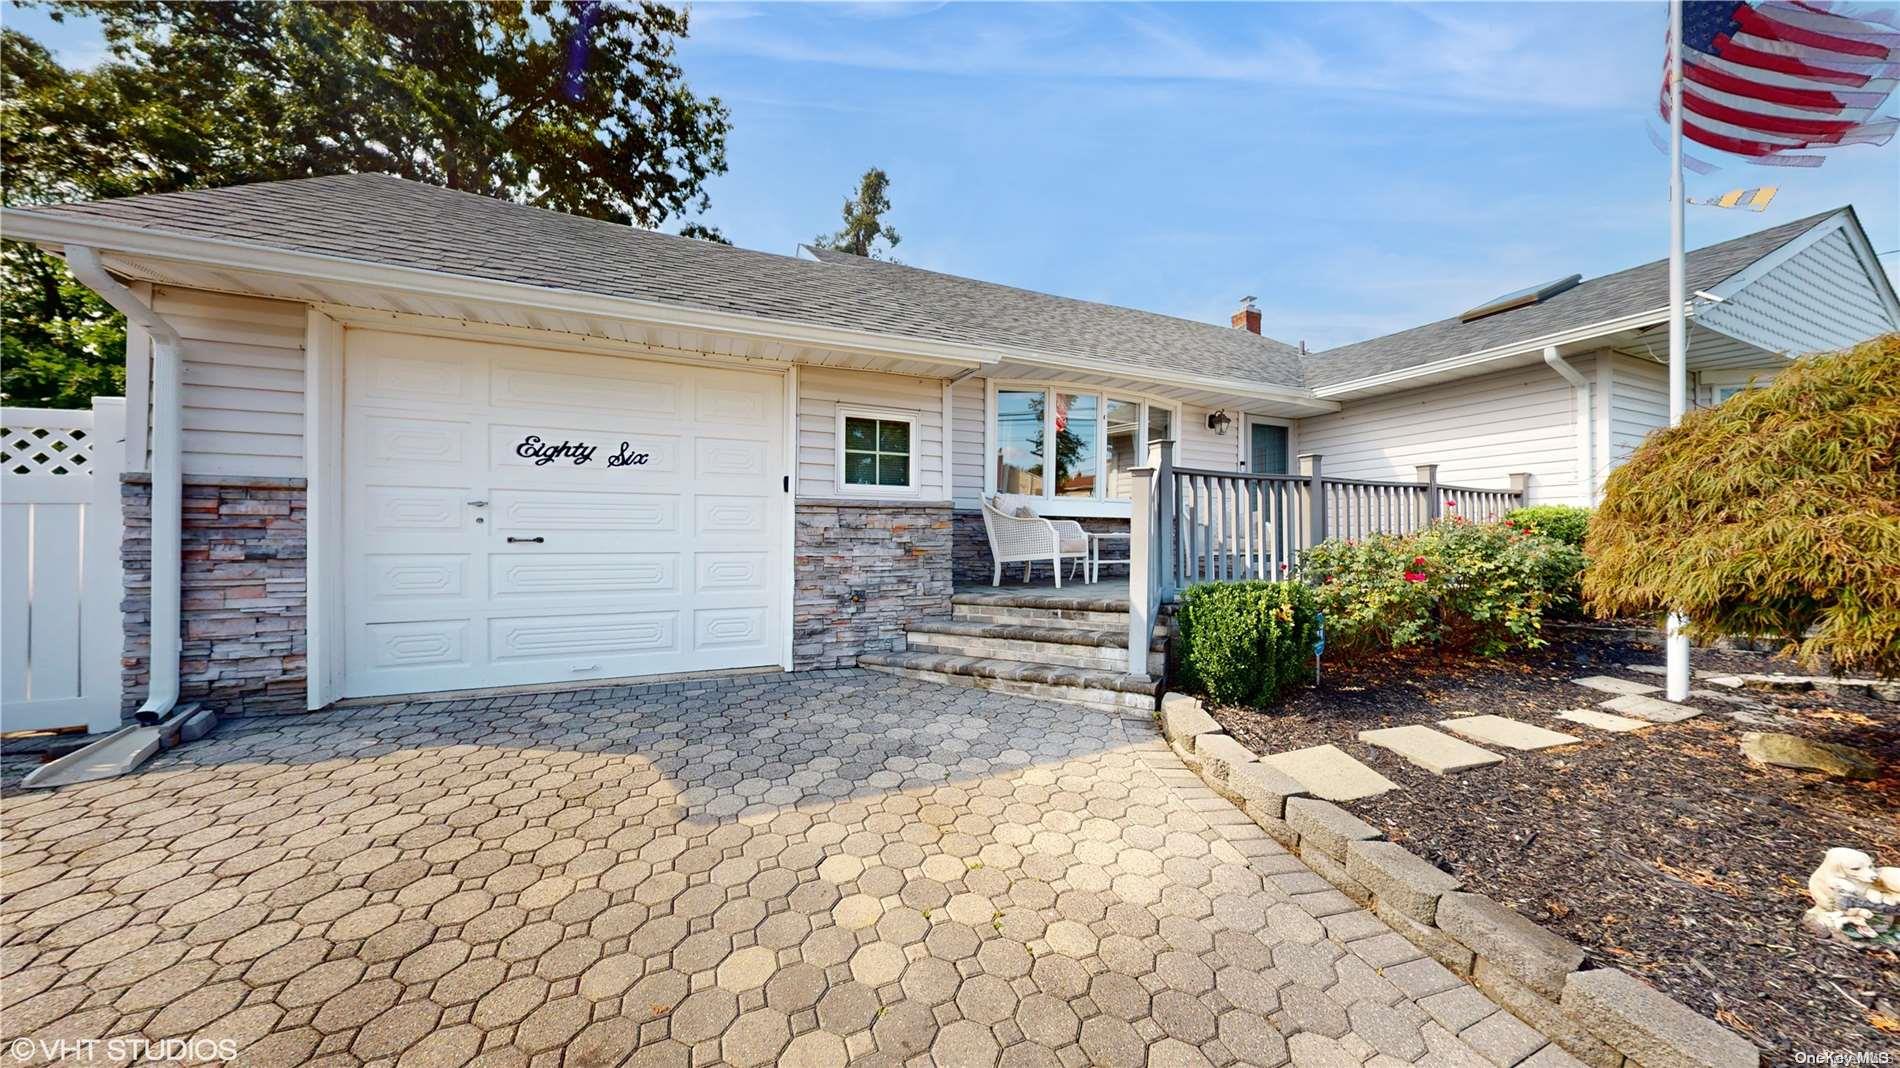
[0,423,92,476]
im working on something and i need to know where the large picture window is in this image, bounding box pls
[992,386,1176,505]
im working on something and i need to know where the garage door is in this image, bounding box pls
[342,329,786,698]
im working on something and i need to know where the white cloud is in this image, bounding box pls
[686,2,1658,115]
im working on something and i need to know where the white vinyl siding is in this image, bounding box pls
[1607,354,1668,467]
[796,367,947,500]
[152,288,308,478]
[1696,228,1899,357]
[950,378,987,509]
[1178,406,1242,471]
[1295,362,1581,504]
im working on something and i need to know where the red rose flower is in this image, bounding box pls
[1403,571,1427,583]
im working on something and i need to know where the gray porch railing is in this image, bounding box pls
[1125,442,1528,676]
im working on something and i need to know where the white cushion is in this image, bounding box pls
[992,493,1038,518]
[1059,533,1087,554]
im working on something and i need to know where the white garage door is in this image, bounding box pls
[342,329,786,698]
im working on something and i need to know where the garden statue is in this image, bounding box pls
[1803,848,1900,948]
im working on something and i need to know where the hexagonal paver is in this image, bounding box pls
[0,672,1518,1068]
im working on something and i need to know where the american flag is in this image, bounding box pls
[1662,1,1900,167]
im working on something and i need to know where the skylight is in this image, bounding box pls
[1459,274,1583,323]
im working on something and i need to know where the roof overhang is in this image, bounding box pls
[3,207,1330,410]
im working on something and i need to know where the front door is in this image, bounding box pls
[1248,419,1290,475]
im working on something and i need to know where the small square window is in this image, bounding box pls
[841,414,913,490]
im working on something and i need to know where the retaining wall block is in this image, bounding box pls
[1346,840,1462,925]
[1284,797,1383,862]
[1436,892,1587,1002]
[1560,968,1757,1068]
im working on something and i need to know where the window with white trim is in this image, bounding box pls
[992,386,1176,502]
[837,408,916,493]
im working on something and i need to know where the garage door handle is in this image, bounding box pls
[507,536,545,544]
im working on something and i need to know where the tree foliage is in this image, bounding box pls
[1,1,730,406]
[816,167,900,259]
[1584,335,1900,677]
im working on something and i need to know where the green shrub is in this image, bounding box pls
[1303,518,1586,656]
[1504,504,1591,548]
[1176,580,1320,707]
[1586,335,1900,678]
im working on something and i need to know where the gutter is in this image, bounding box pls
[64,246,183,722]
[1542,346,1596,505]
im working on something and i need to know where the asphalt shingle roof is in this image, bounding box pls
[1300,211,1835,388]
[23,174,1843,396]
[26,173,1307,387]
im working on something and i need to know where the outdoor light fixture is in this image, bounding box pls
[1207,409,1233,435]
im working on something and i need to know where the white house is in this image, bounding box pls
[3,176,1893,718]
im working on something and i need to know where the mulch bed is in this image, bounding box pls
[1204,624,1899,1063]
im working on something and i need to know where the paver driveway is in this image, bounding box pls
[1,671,1506,1067]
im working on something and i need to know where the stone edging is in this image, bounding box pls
[1157,691,1761,1068]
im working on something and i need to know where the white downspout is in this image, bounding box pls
[65,247,182,721]
[1543,346,1594,505]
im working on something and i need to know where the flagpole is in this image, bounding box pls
[1665,0,1691,702]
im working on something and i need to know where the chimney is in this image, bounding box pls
[1231,296,1262,335]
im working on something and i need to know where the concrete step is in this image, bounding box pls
[1436,715,1580,751]
[1357,725,1505,775]
[857,650,1160,712]
[906,620,1164,673]
[1598,693,1702,723]
[951,600,1134,631]
[1256,744,1399,801]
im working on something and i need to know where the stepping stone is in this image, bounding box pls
[1437,715,1580,751]
[1357,726,1505,775]
[1556,708,1652,733]
[1571,675,1661,696]
[1599,693,1702,724]
[1258,745,1399,801]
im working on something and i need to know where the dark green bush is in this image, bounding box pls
[1176,580,1320,707]
[1586,334,1900,677]
[1504,504,1591,548]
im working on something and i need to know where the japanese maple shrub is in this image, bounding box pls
[1302,518,1586,656]
[1175,581,1321,708]
[1586,334,1900,678]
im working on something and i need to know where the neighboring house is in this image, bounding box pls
[3,175,1894,717]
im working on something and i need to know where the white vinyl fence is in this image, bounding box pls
[1,399,126,734]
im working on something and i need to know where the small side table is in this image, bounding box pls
[1086,532,1132,584]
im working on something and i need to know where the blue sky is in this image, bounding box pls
[8,1,1896,351]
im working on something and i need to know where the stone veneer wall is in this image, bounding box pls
[122,474,308,718]
[795,500,953,669]
[951,509,1132,586]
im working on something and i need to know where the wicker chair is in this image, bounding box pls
[980,495,1087,587]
